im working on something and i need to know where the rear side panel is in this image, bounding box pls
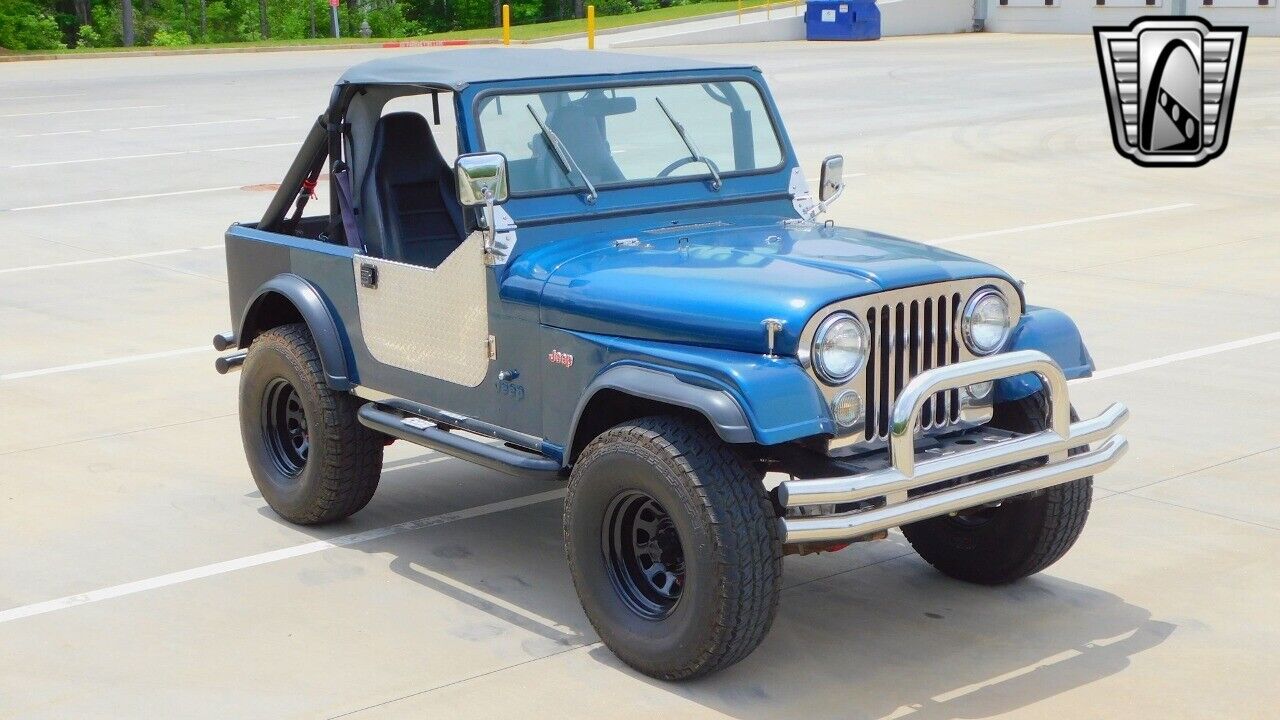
[226,225,360,387]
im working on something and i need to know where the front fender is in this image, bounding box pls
[576,365,755,444]
[238,273,353,390]
[995,305,1095,403]
[564,331,833,448]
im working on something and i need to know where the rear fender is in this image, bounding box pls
[238,273,353,390]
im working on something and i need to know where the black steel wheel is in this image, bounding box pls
[603,491,685,620]
[564,415,781,680]
[240,323,383,525]
[261,378,309,477]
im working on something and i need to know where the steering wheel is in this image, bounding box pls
[656,156,721,178]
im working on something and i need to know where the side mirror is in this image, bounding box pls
[455,152,509,207]
[455,152,509,256]
[818,154,845,203]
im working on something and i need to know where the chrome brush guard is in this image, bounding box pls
[778,350,1129,545]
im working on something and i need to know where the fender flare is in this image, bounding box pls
[238,273,353,390]
[995,305,1095,403]
[569,364,755,450]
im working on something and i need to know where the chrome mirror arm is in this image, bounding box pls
[812,182,845,218]
[481,187,496,252]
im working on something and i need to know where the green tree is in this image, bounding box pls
[0,0,66,49]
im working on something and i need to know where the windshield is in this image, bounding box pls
[475,80,784,195]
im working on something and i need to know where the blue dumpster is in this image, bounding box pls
[804,0,880,41]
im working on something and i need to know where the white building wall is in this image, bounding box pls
[612,0,976,49]
[983,0,1278,37]
[614,0,1278,48]
[880,0,976,35]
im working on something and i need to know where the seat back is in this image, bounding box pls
[546,101,626,185]
[365,112,466,267]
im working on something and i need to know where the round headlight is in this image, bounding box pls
[962,289,1012,355]
[812,313,869,384]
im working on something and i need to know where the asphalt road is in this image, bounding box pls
[1,33,1278,719]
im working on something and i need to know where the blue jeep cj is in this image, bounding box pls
[214,49,1129,680]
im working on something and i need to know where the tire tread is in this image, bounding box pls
[902,392,1092,585]
[248,324,382,524]
[565,415,781,680]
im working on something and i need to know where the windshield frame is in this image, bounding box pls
[469,74,788,200]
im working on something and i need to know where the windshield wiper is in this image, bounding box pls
[655,97,722,191]
[526,104,598,204]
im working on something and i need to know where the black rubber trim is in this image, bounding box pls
[238,273,352,390]
[570,365,755,448]
[357,403,563,481]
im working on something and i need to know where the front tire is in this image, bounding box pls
[240,323,383,525]
[901,392,1092,585]
[564,416,781,680]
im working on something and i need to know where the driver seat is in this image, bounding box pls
[545,99,626,185]
[366,112,466,268]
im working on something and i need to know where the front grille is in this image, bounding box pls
[865,292,963,441]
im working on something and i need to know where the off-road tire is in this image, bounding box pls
[900,392,1091,585]
[564,415,782,680]
[240,323,383,524]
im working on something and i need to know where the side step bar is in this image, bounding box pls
[357,403,563,481]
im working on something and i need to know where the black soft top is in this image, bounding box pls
[337,48,757,90]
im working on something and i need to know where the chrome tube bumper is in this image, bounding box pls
[778,350,1129,545]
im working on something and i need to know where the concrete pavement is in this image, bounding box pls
[1,34,1278,719]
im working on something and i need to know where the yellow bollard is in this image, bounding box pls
[737,0,742,24]
[587,5,595,50]
[502,4,510,46]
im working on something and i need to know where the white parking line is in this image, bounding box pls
[1074,331,1280,385]
[930,203,1197,245]
[804,172,867,184]
[0,346,210,381]
[0,93,84,101]
[0,489,568,625]
[14,116,301,138]
[0,245,224,274]
[16,129,92,137]
[8,143,297,168]
[6,186,243,212]
[0,104,163,118]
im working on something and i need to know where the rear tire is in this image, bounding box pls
[240,323,383,525]
[901,392,1092,585]
[563,416,781,680]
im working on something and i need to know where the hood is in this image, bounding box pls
[533,220,1016,356]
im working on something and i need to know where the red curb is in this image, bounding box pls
[381,38,504,48]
